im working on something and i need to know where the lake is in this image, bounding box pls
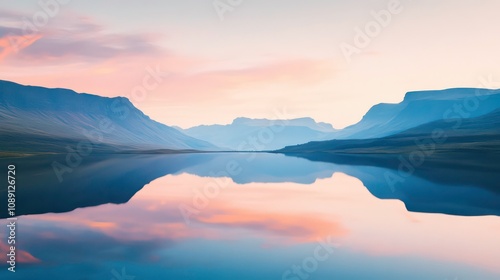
[0,153,499,279]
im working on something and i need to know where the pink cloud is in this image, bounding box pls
[0,12,164,66]
[0,33,42,62]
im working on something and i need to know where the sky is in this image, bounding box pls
[1,0,499,128]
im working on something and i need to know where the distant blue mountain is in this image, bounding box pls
[278,108,500,154]
[0,80,217,153]
[179,88,500,150]
[231,117,336,132]
[3,81,499,154]
[178,117,337,151]
[334,88,500,139]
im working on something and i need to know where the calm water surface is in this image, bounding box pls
[0,153,499,279]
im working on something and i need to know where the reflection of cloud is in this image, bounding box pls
[29,197,343,245]
[16,224,169,266]
[8,172,500,275]
[88,221,117,230]
[25,173,347,246]
[196,204,347,243]
[0,242,40,264]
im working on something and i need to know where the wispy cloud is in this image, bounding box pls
[0,11,163,64]
[0,32,42,61]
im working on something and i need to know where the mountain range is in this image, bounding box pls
[0,80,216,155]
[278,108,500,155]
[333,88,500,139]
[177,88,500,150]
[1,80,499,155]
[177,117,337,151]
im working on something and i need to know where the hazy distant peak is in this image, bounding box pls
[230,116,335,131]
[403,88,500,102]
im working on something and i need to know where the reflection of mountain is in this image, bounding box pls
[175,152,335,184]
[2,153,498,218]
[0,154,208,218]
[276,107,500,216]
[285,153,500,216]
[0,153,335,218]
[177,117,337,150]
[0,80,216,154]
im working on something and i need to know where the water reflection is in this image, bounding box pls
[1,153,498,218]
[0,153,499,279]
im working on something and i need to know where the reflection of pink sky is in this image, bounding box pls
[0,242,40,264]
[23,173,500,272]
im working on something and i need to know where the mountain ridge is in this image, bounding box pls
[2,80,499,154]
[276,108,500,155]
[334,88,500,139]
[0,80,218,154]
[178,117,337,150]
